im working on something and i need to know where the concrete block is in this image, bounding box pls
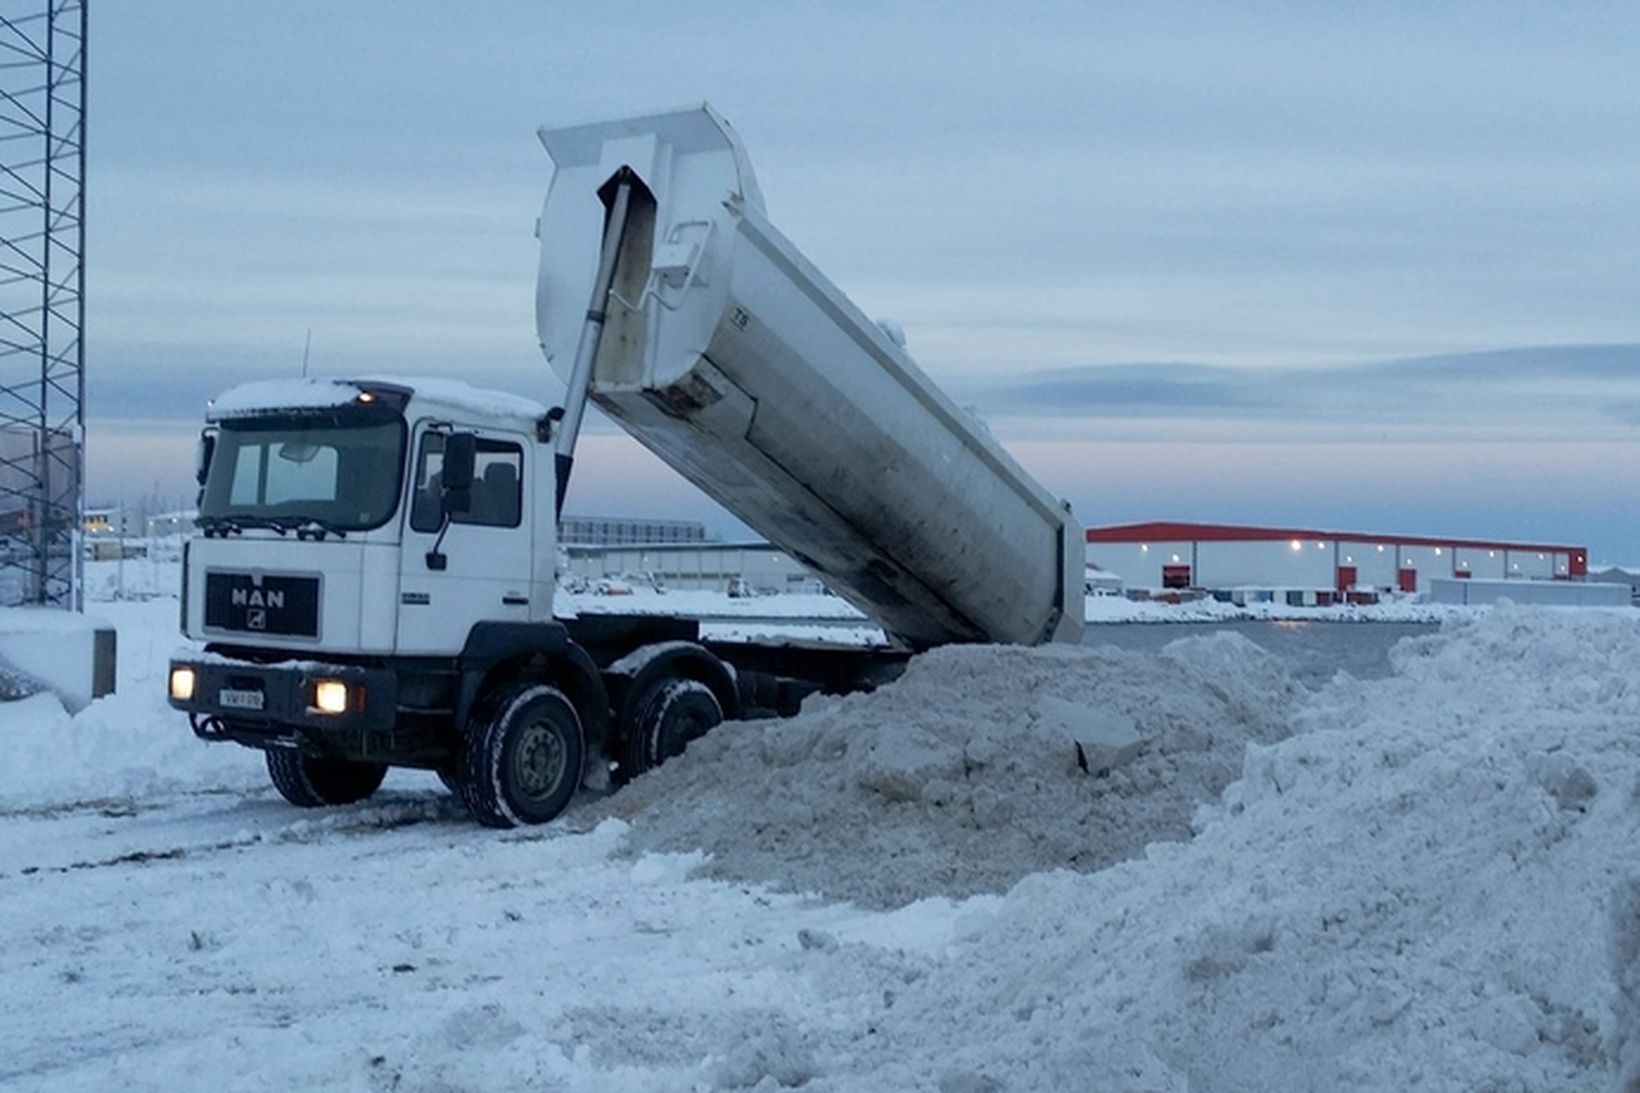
[0,608,117,712]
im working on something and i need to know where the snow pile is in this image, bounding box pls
[1085,590,1505,624]
[0,600,262,812]
[83,553,183,601]
[1613,877,1640,1090]
[0,689,263,813]
[604,632,1302,908]
[804,607,1640,1090]
[0,656,47,701]
[557,587,869,620]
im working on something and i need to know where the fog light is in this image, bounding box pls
[169,666,196,702]
[313,679,350,715]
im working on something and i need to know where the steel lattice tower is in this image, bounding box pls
[0,0,85,609]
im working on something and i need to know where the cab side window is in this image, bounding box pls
[409,433,524,533]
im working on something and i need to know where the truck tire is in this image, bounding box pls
[460,682,584,828]
[623,677,723,779]
[265,750,387,808]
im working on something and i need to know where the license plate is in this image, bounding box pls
[219,687,265,711]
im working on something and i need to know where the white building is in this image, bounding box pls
[1587,566,1640,605]
[562,540,823,594]
[559,515,706,546]
[84,505,142,536]
[144,510,196,539]
[1087,521,1589,596]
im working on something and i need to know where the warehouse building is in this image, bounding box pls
[1587,566,1640,605]
[559,514,706,547]
[1087,522,1588,595]
[562,540,824,594]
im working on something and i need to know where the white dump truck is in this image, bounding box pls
[167,105,1084,827]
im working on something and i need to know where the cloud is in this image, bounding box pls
[956,344,1640,438]
[1370,344,1640,382]
[980,364,1258,414]
[1605,402,1640,427]
[76,3,1640,558]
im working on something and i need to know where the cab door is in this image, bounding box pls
[397,426,535,654]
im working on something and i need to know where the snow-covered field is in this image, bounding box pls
[3,592,1639,1090]
[562,584,1477,631]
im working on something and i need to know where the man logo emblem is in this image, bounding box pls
[247,608,266,630]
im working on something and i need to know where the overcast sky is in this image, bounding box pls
[89,2,1640,559]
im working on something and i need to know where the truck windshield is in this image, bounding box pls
[199,417,406,531]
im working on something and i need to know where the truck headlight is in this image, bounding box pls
[169,666,197,702]
[313,679,350,715]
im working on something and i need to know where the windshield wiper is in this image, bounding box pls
[196,515,243,537]
[197,514,350,539]
[227,515,293,536]
[295,519,348,541]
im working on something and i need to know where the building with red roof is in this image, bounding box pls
[1086,521,1587,595]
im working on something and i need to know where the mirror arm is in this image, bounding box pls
[426,511,453,571]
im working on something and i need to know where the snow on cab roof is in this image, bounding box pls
[207,376,549,425]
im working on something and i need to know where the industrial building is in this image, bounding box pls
[561,540,824,594]
[1087,522,1588,595]
[1587,566,1640,605]
[558,515,706,547]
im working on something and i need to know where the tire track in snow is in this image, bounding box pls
[0,792,476,879]
[0,1023,186,1088]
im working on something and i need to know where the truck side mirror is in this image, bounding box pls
[426,432,477,572]
[195,432,216,487]
[441,433,476,515]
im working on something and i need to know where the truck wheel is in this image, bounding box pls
[460,682,585,828]
[265,750,387,808]
[624,678,723,779]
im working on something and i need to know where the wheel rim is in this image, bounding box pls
[512,718,567,800]
[660,703,713,760]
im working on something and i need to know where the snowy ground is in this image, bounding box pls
[564,585,1479,631]
[3,591,1639,1089]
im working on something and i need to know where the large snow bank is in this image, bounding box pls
[602,633,1302,909]
[1085,590,1494,625]
[3,598,1639,1088]
[1614,877,1640,1089]
[797,607,1640,1090]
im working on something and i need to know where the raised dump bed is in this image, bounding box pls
[536,105,1082,650]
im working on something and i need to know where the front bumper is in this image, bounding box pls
[168,655,397,745]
